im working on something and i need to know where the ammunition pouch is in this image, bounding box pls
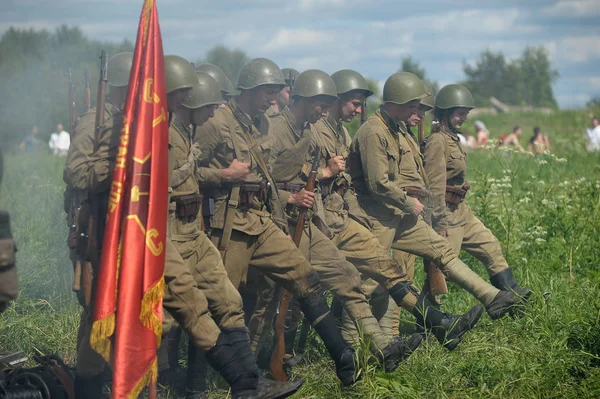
[404,186,429,201]
[239,180,269,208]
[202,197,215,232]
[445,184,470,209]
[172,194,203,219]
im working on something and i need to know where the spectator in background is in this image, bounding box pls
[462,129,478,150]
[49,123,70,156]
[474,120,489,148]
[585,116,600,152]
[528,126,551,154]
[498,125,526,152]
[19,125,41,153]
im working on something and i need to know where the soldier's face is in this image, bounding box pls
[305,97,332,124]
[340,93,366,122]
[192,104,217,126]
[167,88,192,112]
[449,107,470,128]
[395,100,422,126]
[252,85,281,114]
[277,86,291,108]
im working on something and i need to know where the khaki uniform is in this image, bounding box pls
[423,128,508,276]
[349,108,500,309]
[195,100,320,300]
[168,119,245,330]
[64,107,223,377]
[266,109,391,349]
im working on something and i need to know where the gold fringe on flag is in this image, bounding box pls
[128,357,158,399]
[139,277,164,346]
[89,313,115,363]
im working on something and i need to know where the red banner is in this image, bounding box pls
[90,0,168,397]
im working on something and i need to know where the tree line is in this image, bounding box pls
[0,25,561,150]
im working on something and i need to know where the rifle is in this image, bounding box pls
[68,68,77,134]
[418,118,448,297]
[270,145,320,382]
[81,51,108,306]
[84,67,92,111]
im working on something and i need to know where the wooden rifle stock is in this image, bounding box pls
[270,145,321,381]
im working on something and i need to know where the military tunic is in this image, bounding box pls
[423,127,508,276]
[268,109,391,349]
[167,119,245,333]
[196,99,320,297]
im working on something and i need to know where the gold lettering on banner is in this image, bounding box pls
[146,229,163,256]
[116,124,130,169]
[108,182,123,213]
[143,78,160,104]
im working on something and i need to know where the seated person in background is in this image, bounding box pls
[498,125,525,152]
[528,126,550,153]
[474,120,489,148]
[585,116,600,152]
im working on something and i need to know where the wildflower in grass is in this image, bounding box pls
[538,159,548,165]
[535,238,546,244]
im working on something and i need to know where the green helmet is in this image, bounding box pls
[281,68,300,86]
[291,69,338,100]
[331,69,374,97]
[382,72,427,105]
[420,82,434,110]
[164,55,197,94]
[193,63,234,97]
[107,52,133,87]
[434,84,475,110]
[182,73,224,110]
[236,58,285,90]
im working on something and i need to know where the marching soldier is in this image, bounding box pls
[195,58,358,386]
[422,84,531,301]
[63,51,133,398]
[268,69,422,371]
[348,72,523,331]
[307,70,481,350]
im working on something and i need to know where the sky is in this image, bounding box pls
[1,0,599,108]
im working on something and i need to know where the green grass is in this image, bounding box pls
[1,110,600,398]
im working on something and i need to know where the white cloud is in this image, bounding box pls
[299,0,344,10]
[262,28,332,52]
[556,36,600,63]
[224,30,252,47]
[543,0,600,17]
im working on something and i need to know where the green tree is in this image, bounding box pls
[199,45,250,84]
[399,56,439,94]
[462,47,558,108]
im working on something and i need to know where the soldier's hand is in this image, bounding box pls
[221,159,250,182]
[436,230,448,238]
[327,156,346,176]
[288,189,315,208]
[411,198,425,216]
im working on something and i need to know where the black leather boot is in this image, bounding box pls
[298,291,358,386]
[205,328,303,399]
[377,333,424,372]
[74,373,105,399]
[490,268,532,301]
[412,296,483,351]
[185,342,207,399]
[485,290,523,320]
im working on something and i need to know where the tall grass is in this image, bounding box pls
[1,110,600,398]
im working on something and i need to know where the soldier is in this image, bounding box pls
[0,152,18,314]
[193,63,235,103]
[195,58,357,386]
[307,70,480,350]
[268,69,422,372]
[422,84,531,300]
[63,51,132,398]
[348,72,523,329]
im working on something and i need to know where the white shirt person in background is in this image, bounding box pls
[49,123,70,156]
[585,116,600,152]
